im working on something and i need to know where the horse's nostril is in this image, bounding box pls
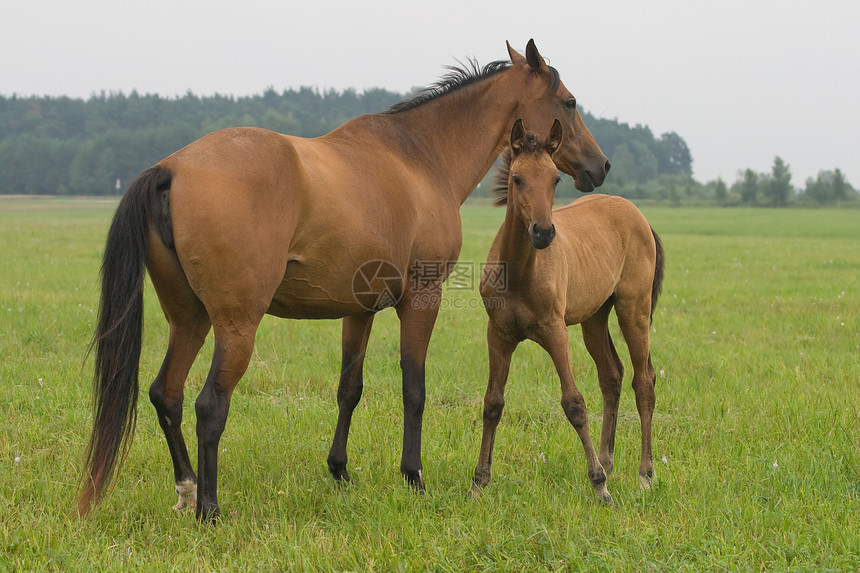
[604,160,611,174]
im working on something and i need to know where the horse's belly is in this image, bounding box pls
[266,256,404,319]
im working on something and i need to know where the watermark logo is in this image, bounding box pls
[352,259,508,311]
[352,260,403,311]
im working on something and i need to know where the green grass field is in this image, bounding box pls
[1,198,858,571]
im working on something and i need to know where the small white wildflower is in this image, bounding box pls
[38,378,43,388]
[14,456,20,463]
[773,460,779,469]
[659,369,665,379]
[539,453,546,463]
[661,455,668,464]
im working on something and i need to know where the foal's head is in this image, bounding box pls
[495,118,563,250]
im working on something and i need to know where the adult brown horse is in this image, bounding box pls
[469,120,663,503]
[79,40,610,521]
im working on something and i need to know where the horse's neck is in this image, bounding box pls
[497,206,537,287]
[391,75,519,205]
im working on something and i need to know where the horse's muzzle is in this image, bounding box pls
[530,223,556,250]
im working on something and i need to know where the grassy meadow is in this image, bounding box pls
[0,197,858,571]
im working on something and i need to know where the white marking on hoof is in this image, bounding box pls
[172,479,197,512]
[639,473,653,490]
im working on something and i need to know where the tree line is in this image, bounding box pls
[0,88,691,197]
[1,88,854,206]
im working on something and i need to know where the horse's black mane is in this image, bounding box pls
[385,59,512,114]
[491,133,547,206]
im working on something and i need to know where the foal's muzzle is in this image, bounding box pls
[530,223,556,250]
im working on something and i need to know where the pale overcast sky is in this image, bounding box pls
[2,0,858,186]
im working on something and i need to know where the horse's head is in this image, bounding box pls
[507,40,610,193]
[507,118,563,250]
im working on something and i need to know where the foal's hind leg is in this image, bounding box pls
[147,233,211,511]
[615,298,657,488]
[327,312,375,483]
[537,323,611,504]
[581,302,625,478]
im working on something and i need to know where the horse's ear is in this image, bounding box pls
[525,39,549,74]
[546,119,563,156]
[510,119,525,153]
[507,41,526,65]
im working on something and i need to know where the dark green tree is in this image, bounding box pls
[737,169,760,205]
[763,156,792,207]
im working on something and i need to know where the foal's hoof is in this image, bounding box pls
[467,483,483,500]
[595,484,614,505]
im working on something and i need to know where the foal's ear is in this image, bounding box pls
[525,39,549,74]
[510,119,526,153]
[507,41,526,65]
[546,119,563,156]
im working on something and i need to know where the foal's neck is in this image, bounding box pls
[497,205,538,289]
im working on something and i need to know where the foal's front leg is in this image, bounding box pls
[469,323,517,497]
[536,324,612,504]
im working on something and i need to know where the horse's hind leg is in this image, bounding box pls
[615,297,656,488]
[327,312,375,483]
[147,232,211,511]
[195,323,258,521]
[581,301,625,478]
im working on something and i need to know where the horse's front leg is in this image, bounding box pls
[327,312,375,483]
[395,291,441,490]
[536,323,612,504]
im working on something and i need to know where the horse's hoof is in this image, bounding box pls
[172,479,197,512]
[403,468,425,493]
[196,503,220,523]
[639,472,653,490]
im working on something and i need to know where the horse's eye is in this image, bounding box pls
[565,99,577,110]
[554,176,561,186]
[512,175,522,186]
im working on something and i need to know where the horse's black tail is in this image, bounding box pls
[650,227,665,322]
[78,166,171,515]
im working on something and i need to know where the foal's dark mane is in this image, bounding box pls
[491,133,548,206]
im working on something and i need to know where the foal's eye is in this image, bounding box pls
[565,99,577,110]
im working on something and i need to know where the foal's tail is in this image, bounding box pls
[78,166,171,515]
[650,227,665,321]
